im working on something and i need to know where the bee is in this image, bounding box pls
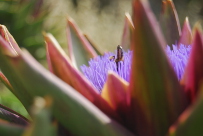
[109,45,124,71]
[115,45,124,62]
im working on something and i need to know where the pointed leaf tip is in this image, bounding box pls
[0,72,13,92]
[0,36,35,110]
[43,32,54,72]
[45,33,121,122]
[66,17,97,70]
[101,71,129,121]
[121,12,134,51]
[0,47,133,136]
[129,0,187,135]
[181,27,203,103]
[125,13,133,27]
[44,33,69,60]
[0,25,20,53]
[178,17,192,46]
[192,22,203,35]
[160,0,181,46]
[0,36,18,57]
[84,34,103,55]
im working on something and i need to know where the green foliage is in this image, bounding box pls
[0,0,48,60]
[0,0,203,136]
[0,86,29,118]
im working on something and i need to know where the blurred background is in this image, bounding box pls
[0,0,202,118]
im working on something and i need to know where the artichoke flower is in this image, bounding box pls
[0,0,203,136]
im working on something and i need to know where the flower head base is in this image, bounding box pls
[81,44,191,92]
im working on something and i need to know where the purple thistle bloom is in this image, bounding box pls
[81,44,191,92]
[81,51,132,93]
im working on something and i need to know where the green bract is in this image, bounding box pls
[0,0,203,136]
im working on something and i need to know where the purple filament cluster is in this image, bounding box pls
[166,44,191,80]
[81,44,191,92]
[81,51,132,92]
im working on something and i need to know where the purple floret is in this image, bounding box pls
[81,51,132,92]
[81,44,191,92]
[166,44,191,80]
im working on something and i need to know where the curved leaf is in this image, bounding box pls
[0,35,134,136]
[44,33,121,122]
[0,104,29,126]
[159,0,181,47]
[181,26,203,103]
[66,17,97,70]
[0,24,33,110]
[120,13,134,51]
[178,17,192,46]
[101,71,129,124]
[84,34,103,55]
[128,0,187,135]
[0,72,13,91]
[0,25,21,53]
[0,36,33,111]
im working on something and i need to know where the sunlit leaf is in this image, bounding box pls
[120,13,134,51]
[178,17,192,46]
[84,34,103,55]
[66,17,97,70]
[0,25,20,52]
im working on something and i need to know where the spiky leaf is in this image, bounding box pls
[67,18,97,70]
[128,0,187,135]
[84,34,103,55]
[101,71,129,122]
[159,0,181,47]
[0,35,134,136]
[120,13,134,51]
[44,33,120,122]
[178,17,192,46]
[181,26,203,102]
